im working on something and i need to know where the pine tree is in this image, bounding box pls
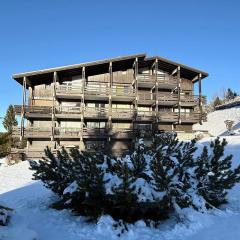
[67,149,108,219]
[131,139,149,181]
[2,105,17,134]
[213,96,223,108]
[110,157,137,222]
[29,147,74,195]
[195,138,240,207]
[151,133,200,210]
[225,88,238,102]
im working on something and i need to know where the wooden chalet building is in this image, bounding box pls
[12,53,208,159]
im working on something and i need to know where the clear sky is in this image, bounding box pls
[0,0,240,131]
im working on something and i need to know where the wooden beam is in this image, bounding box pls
[20,76,27,141]
[192,75,199,82]
[177,66,181,124]
[155,59,159,126]
[171,67,178,76]
[51,72,57,142]
[198,73,203,125]
[81,67,86,141]
[133,57,138,135]
[108,62,113,135]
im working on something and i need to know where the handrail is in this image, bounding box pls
[56,85,83,93]
[56,106,82,114]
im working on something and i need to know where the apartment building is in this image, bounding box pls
[12,53,208,158]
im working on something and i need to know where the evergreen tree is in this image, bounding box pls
[30,147,74,195]
[213,96,223,108]
[111,158,136,204]
[2,105,17,134]
[68,149,108,219]
[195,138,240,207]
[131,139,149,181]
[225,88,238,101]
[151,134,200,210]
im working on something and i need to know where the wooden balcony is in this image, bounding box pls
[14,105,52,119]
[12,127,52,138]
[137,74,178,89]
[157,93,178,106]
[135,111,154,121]
[137,74,155,88]
[111,108,135,120]
[180,112,202,123]
[56,85,83,99]
[158,75,178,89]
[55,106,82,119]
[83,128,108,139]
[84,85,110,101]
[137,92,155,105]
[84,107,108,119]
[110,129,134,139]
[54,127,108,139]
[111,86,136,102]
[158,111,178,122]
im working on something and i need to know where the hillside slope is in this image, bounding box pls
[193,106,240,136]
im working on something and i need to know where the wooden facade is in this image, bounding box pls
[12,53,208,159]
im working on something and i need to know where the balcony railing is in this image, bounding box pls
[84,107,108,119]
[158,111,179,122]
[137,74,155,87]
[157,93,178,105]
[85,85,110,97]
[14,105,52,115]
[138,92,155,105]
[56,85,83,95]
[136,111,155,121]
[137,74,178,88]
[110,128,135,139]
[111,86,136,98]
[56,106,82,114]
[111,108,135,119]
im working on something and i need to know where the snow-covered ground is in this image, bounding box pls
[194,106,240,136]
[0,136,240,240]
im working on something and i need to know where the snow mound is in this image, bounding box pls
[193,106,240,136]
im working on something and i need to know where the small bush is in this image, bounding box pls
[29,133,240,224]
[0,204,13,226]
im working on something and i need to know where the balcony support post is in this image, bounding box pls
[81,67,86,147]
[177,66,181,124]
[198,73,203,125]
[20,76,27,141]
[108,62,113,147]
[51,72,57,145]
[154,59,159,131]
[133,58,138,135]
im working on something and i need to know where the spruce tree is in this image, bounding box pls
[213,96,223,108]
[30,147,74,195]
[195,138,240,207]
[3,105,17,134]
[131,139,149,181]
[67,149,108,219]
[151,134,199,210]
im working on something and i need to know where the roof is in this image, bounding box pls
[13,53,208,86]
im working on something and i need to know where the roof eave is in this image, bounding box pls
[13,53,146,80]
[146,56,209,79]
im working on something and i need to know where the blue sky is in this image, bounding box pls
[0,0,240,131]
